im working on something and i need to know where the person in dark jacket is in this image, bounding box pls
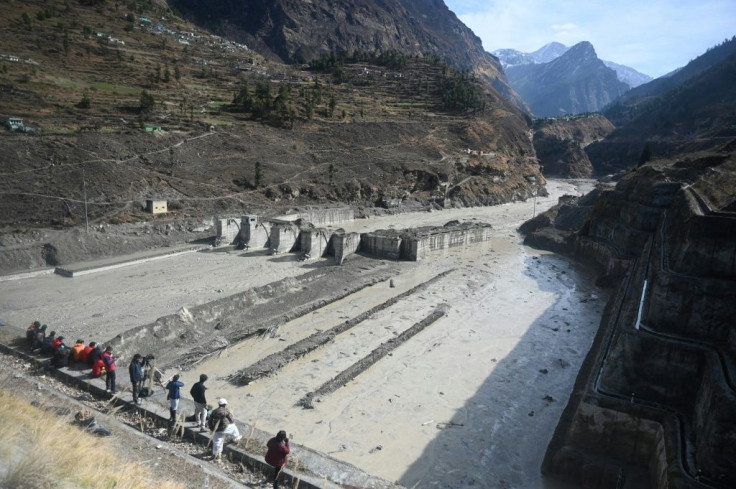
[87,342,102,367]
[40,330,56,355]
[51,343,71,368]
[128,353,144,404]
[26,321,41,347]
[166,374,184,427]
[189,374,208,430]
[209,398,241,460]
[31,325,47,352]
[265,430,290,489]
[101,346,117,393]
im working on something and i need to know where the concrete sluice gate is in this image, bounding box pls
[543,185,736,489]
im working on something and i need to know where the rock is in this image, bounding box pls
[539,368,549,374]
[89,425,111,436]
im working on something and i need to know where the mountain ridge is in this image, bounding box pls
[504,41,630,117]
[493,42,652,88]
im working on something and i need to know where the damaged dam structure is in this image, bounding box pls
[215,206,493,264]
[524,161,736,488]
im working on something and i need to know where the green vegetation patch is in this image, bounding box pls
[90,82,139,94]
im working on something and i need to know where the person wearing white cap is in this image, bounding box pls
[208,397,242,460]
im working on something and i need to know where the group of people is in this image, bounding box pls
[161,372,290,488]
[27,321,290,488]
[26,321,118,392]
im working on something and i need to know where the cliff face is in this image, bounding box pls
[505,42,629,117]
[532,115,615,178]
[521,152,736,488]
[167,0,524,106]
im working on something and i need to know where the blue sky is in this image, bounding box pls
[443,0,736,77]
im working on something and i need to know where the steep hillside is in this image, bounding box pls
[166,0,526,108]
[533,114,615,177]
[0,0,543,233]
[587,48,736,174]
[522,150,736,488]
[606,36,736,125]
[505,42,629,117]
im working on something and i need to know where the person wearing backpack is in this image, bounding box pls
[40,330,56,355]
[52,343,71,368]
[209,398,242,460]
[101,346,117,393]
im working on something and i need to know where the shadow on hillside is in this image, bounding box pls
[398,253,600,489]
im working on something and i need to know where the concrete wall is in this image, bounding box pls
[360,232,402,260]
[241,215,271,249]
[300,228,331,258]
[276,207,354,227]
[332,232,361,265]
[270,221,300,253]
[215,217,241,246]
[402,225,492,261]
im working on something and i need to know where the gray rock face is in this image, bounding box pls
[505,41,630,117]
[523,162,736,487]
[168,0,522,105]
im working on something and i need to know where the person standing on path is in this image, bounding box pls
[128,354,144,404]
[101,346,117,393]
[208,398,242,461]
[265,430,290,489]
[189,374,208,430]
[166,374,184,428]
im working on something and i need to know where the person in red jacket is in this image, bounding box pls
[101,346,117,393]
[50,335,64,351]
[92,357,106,378]
[79,342,94,364]
[265,430,290,489]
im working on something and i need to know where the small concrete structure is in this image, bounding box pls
[214,218,241,246]
[240,215,270,249]
[145,200,167,214]
[299,227,331,258]
[361,232,402,260]
[402,223,493,261]
[269,221,300,253]
[332,232,361,265]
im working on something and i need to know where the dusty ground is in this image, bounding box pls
[0,346,259,489]
[0,179,603,489]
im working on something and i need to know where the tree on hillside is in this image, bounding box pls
[254,161,263,188]
[638,143,652,167]
[139,90,155,113]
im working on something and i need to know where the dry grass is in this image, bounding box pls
[0,389,186,489]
